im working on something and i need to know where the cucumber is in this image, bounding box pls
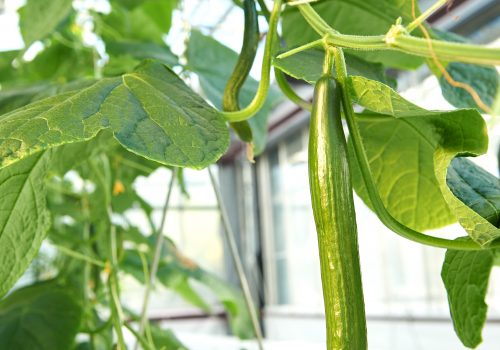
[308,75,367,350]
[223,0,260,142]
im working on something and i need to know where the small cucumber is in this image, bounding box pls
[223,0,260,142]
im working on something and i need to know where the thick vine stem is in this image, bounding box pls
[298,3,500,66]
[221,0,282,122]
[331,47,499,251]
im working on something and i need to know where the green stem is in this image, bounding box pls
[298,4,500,66]
[55,244,107,268]
[137,251,155,348]
[136,169,177,347]
[406,0,447,33]
[125,323,155,350]
[221,0,282,122]
[256,0,271,20]
[274,68,312,111]
[298,3,336,35]
[332,47,493,251]
[275,38,323,60]
[208,167,265,350]
[388,34,500,65]
[117,157,156,174]
[108,222,127,350]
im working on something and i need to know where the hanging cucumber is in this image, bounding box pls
[223,0,260,143]
[308,51,367,349]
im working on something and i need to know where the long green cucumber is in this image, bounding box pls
[223,0,260,143]
[308,75,367,349]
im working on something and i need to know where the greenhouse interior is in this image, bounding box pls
[0,0,499,349]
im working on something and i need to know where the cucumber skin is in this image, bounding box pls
[223,0,260,142]
[308,76,367,350]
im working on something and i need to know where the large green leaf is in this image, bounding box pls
[348,76,488,235]
[273,48,396,88]
[18,0,73,46]
[0,151,51,297]
[0,60,229,170]
[0,281,83,350]
[431,30,499,112]
[441,243,494,348]
[282,0,424,69]
[186,30,282,155]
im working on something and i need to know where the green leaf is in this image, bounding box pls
[123,232,253,339]
[0,60,229,170]
[0,83,51,115]
[109,145,162,213]
[150,328,188,350]
[106,40,177,66]
[0,151,51,297]
[164,241,253,339]
[441,158,500,346]
[121,250,211,312]
[0,281,83,350]
[348,76,488,234]
[18,0,73,46]
[186,30,282,155]
[0,43,94,88]
[282,0,425,70]
[431,30,499,112]
[441,242,494,348]
[104,41,178,76]
[0,51,20,83]
[194,272,254,339]
[273,48,396,88]
[97,0,178,44]
[445,158,500,244]
[21,42,94,83]
[439,62,499,112]
[0,79,96,115]
[150,326,189,350]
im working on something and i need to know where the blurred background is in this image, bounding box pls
[1,0,500,349]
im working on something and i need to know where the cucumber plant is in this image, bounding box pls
[0,0,499,349]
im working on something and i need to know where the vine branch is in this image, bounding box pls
[331,46,499,251]
[296,3,500,66]
[135,168,177,348]
[208,167,265,350]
